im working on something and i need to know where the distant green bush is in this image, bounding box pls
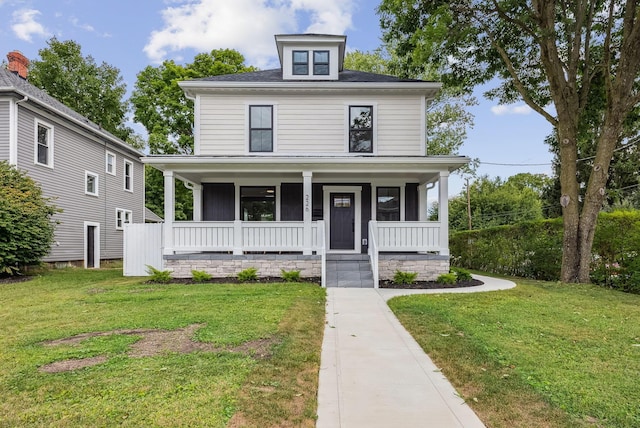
[451,267,473,282]
[281,269,301,282]
[146,265,172,283]
[393,270,418,285]
[436,273,457,285]
[450,211,640,293]
[237,267,258,282]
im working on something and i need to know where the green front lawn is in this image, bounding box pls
[0,268,325,427]
[388,278,640,428]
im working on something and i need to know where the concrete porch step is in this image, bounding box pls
[326,253,370,261]
[325,255,374,288]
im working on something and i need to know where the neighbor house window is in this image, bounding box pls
[349,106,373,153]
[116,208,132,230]
[124,159,133,192]
[249,105,273,152]
[85,171,99,196]
[35,121,53,167]
[106,151,116,175]
[292,50,308,75]
[313,50,329,75]
[241,186,275,221]
[376,187,400,221]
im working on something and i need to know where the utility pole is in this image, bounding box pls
[466,177,472,230]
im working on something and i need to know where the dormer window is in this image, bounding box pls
[292,51,308,75]
[313,51,330,75]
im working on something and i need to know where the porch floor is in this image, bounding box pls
[325,254,374,288]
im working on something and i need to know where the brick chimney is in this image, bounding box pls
[7,51,29,79]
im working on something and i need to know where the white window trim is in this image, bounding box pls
[116,208,132,230]
[245,103,278,154]
[106,151,116,175]
[124,159,133,192]
[344,102,378,155]
[34,119,54,168]
[85,171,99,197]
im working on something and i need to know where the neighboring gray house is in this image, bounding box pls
[0,51,144,268]
[135,34,469,286]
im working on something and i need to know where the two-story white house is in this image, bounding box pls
[1,51,145,268]
[137,34,469,286]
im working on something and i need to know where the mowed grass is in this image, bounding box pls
[0,268,325,427]
[388,278,640,428]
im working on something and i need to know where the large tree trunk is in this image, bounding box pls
[557,127,581,282]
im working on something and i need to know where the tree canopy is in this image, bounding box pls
[28,38,138,145]
[379,0,640,282]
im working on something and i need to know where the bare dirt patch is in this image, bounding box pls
[39,323,279,373]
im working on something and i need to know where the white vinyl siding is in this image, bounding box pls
[198,94,424,156]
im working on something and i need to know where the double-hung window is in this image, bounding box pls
[249,105,273,152]
[124,159,133,192]
[349,106,373,153]
[35,121,53,167]
[376,187,400,221]
[313,51,329,75]
[292,50,308,75]
[85,171,99,196]
[116,208,132,230]
[106,152,116,175]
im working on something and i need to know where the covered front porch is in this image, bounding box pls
[136,155,468,287]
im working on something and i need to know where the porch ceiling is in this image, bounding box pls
[142,155,470,184]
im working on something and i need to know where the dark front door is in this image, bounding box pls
[330,193,355,250]
[87,225,96,268]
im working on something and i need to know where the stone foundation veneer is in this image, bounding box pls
[377,253,450,282]
[164,253,321,279]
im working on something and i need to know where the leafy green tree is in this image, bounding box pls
[379,0,640,282]
[131,49,255,218]
[28,38,138,145]
[0,162,58,275]
[443,174,546,231]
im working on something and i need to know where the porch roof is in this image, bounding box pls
[142,155,470,184]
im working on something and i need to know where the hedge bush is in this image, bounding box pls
[0,162,57,275]
[450,211,640,293]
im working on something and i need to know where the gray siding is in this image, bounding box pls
[0,99,9,160]
[14,103,143,263]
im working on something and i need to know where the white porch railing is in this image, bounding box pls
[172,220,322,253]
[368,220,444,288]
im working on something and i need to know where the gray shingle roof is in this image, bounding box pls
[193,68,425,83]
[0,68,141,155]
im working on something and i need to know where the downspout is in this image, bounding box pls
[10,95,29,165]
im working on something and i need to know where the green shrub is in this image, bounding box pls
[437,273,457,285]
[146,265,172,283]
[393,270,418,285]
[191,270,212,282]
[281,269,301,282]
[237,267,258,282]
[451,267,472,282]
[0,161,58,275]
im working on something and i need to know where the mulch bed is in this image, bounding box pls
[152,277,322,285]
[0,275,33,285]
[379,278,484,289]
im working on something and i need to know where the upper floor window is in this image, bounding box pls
[292,50,308,75]
[249,105,273,152]
[376,187,400,221]
[313,51,329,75]
[116,208,132,230]
[106,151,116,175]
[124,159,133,192]
[35,120,53,167]
[349,106,373,153]
[85,171,99,196]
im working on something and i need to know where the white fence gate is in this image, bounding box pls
[123,223,163,276]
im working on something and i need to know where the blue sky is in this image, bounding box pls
[0,0,554,195]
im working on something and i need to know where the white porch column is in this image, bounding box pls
[438,171,450,256]
[302,171,313,255]
[163,170,175,255]
[418,183,428,221]
[192,184,202,221]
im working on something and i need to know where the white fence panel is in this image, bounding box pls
[376,221,441,252]
[123,223,163,276]
[174,221,234,251]
[242,222,304,251]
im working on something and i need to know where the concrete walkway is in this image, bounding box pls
[316,275,516,427]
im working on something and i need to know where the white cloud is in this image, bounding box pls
[69,16,95,33]
[144,0,355,67]
[491,104,533,116]
[11,9,50,42]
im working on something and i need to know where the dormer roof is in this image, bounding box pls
[274,34,347,71]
